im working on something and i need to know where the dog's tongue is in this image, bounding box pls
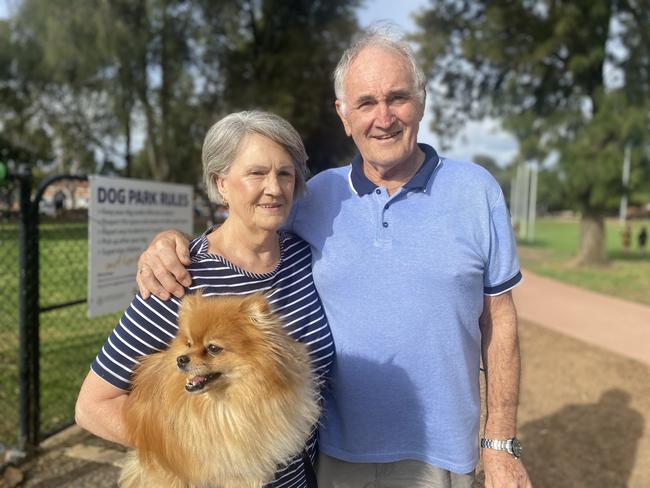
[189,375,207,386]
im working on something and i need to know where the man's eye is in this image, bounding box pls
[207,344,223,355]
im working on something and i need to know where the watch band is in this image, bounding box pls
[480,437,523,458]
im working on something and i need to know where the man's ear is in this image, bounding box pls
[417,90,426,122]
[335,100,352,137]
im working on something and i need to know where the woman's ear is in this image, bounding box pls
[215,174,228,203]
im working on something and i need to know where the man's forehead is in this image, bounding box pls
[345,47,414,87]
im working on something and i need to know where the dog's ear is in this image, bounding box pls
[240,294,275,328]
[240,294,272,318]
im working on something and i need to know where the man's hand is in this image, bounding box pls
[136,230,192,300]
[483,449,533,488]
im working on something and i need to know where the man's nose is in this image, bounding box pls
[375,102,395,129]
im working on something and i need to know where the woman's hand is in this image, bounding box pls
[136,230,192,300]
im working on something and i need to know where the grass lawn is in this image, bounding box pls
[0,219,209,448]
[518,217,650,306]
[0,220,120,448]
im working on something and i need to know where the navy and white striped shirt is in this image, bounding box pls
[91,230,334,488]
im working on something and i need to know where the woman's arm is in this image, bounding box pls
[75,370,133,447]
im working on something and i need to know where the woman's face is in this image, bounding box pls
[216,133,296,234]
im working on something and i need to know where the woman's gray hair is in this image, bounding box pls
[333,23,426,113]
[202,111,308,204]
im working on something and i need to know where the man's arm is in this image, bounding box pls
[479,291,533,488]
[136,230,192,300]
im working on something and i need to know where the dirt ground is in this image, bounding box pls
[514,321,650,488]
[4,318,650,488]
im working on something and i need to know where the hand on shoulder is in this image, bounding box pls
[137,230,192,300]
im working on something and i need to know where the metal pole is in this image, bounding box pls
[527,162,538,242]
[511,165,522,235]
[619,144,631,225]
[17,163,40,451]
[517,164,530,240]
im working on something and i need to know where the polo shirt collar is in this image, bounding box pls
[349,143,440,195]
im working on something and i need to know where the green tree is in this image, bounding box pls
[414,0,650,265]
[3,0,361,184]
[197,0,360,173]
[0,18,54,166]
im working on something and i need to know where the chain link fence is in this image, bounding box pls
[0,179,20,453]
[1,169,220,456]
[37,204,122,439]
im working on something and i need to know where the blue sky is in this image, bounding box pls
[0,0,518,165]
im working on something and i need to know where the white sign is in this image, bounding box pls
[88,175,193,318]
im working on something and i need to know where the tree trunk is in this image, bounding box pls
[573,214,608,266]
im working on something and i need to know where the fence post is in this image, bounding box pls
[17,163,40,451]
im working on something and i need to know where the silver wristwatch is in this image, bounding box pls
[480,437,523,459]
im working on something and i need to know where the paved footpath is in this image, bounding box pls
[513,269,650,366]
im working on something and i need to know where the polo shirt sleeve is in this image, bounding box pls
[90,294,180,391]
[483,190,522,296]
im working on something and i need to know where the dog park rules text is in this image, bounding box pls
[88,175,193,317]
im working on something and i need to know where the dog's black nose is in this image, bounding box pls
[177,355,190,368]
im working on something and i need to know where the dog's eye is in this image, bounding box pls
[207,344,223,355]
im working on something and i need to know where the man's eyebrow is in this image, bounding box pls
[353,94,377,106]
[353,89,413,106]
[388,89,412,98]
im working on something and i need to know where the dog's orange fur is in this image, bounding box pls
[119,293,320,488]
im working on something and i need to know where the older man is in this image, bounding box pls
[137,28,532,488]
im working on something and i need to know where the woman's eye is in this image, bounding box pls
[207,344,223,355]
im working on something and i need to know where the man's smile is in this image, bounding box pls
[371,130,402,141]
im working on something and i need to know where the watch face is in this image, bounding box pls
[511,438,523,458]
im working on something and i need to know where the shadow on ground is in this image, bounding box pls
[520,389,644,488]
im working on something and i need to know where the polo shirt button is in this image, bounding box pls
[384,204,390,210]
[375,189,381,195]
[383,222,389,228]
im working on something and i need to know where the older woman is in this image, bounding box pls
[75,111,334,487]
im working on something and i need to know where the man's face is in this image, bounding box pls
[336,46,425,177]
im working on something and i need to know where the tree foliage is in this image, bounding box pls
[1,0,360,184]
[413,0,650,264]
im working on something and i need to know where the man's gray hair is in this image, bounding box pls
[334,24,426,112]
[202,111,308,204]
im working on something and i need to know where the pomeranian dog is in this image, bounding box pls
[119,293,320,488]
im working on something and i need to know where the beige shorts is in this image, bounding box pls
[317,453,475,488]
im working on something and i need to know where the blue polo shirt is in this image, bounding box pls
[287,143,521,473]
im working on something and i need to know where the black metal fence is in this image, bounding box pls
[0,164,218,458]
[0,175,21,456]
